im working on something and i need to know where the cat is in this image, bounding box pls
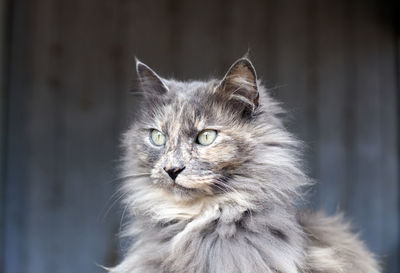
[109,57,380,273]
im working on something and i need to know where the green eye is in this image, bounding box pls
[150,129,166,146]
[197,129,217,146]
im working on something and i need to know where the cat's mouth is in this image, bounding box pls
[154,170,217,196]
[167,182,205,200]
[172,181,194,191]
[166,178,215,198]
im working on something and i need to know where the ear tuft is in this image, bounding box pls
[217,58,259,110]
[136,59,168,95]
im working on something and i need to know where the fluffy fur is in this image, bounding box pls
[109,58,380,273]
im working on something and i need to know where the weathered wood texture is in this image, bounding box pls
[2,0,398,272]
[0,0,9,270]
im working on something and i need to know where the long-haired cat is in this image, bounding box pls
[109,57,380,273]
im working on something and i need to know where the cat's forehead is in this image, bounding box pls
[164,79,215,98]
[149,80,217,132]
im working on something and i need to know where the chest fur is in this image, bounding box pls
[136,211,305,273]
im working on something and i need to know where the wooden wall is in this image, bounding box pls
[2,0,398,272]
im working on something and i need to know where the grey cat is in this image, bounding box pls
[109,58,380,273]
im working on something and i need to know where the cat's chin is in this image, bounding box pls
[165,182,207,201]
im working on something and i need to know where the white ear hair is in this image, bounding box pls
[135,58,169,95]
[216,57,259,109]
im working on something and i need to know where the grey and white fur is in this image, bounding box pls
[109,57,380,273]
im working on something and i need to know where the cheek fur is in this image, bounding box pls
[135,134,164,169]
[198,144,237,164]
[195,135,247,172]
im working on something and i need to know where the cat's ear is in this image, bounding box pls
[216,58,259,110]
[136,59,169,95]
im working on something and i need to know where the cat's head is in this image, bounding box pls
[122,58,308,213]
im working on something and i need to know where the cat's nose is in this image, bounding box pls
[163,166,185,180]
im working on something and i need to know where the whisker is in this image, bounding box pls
[214,178,235,192]
[98,190,129,222]
[110,173,151,183]
[98,173,151,221]
[214,178,245,199]
[211,182,230,194]
[119,200,131,235]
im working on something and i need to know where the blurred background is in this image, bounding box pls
[0,0,399,272]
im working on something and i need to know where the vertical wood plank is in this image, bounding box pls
[350,0,383,253]
[25,0,122,271]
[377,26,399,272]
[4,0,30,272]
[273,0,310,127]
[177,0,232,77]
[351,1,398,271]
[0,0,8,270]
[313,0,349,212]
